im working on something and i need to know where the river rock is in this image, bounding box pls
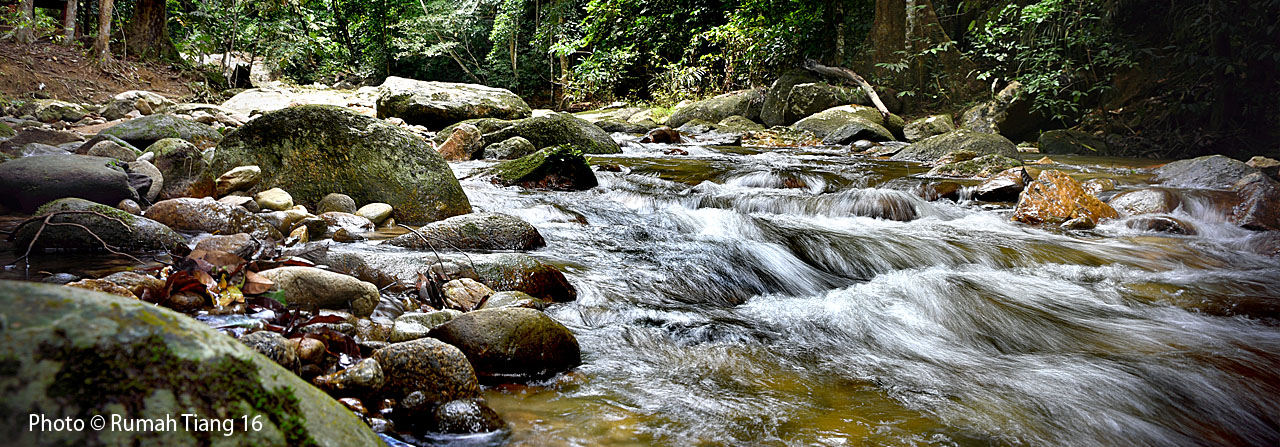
[376,76,531,128]
[472,253,576,302]
[146,138,216,199]
[759,70,819,127]
[718,115,766,132]
[593,118,650,134]
[667,89,764,128]
[974,168,1029,202]
[1082,178,1117,195]
[103,90,175,120]
[12,198,185,252]
[1013,170,1119,225]
[386,212,546,251]
[903,114,955,142]
[127,160,165,203]
[428,307,581,381]
[145,197,283,241]
[793,105,894,141]
[0,154,138,212]
[1108,188,1182,216]
[216,165,262,195]
[102,271,166,297]
[959,80,1046,140]
[101,113,223,149]
[119,198,142,215]
[442,278,494,312]
[430,398,506,433]
[482,136,537,160]
[85,140,140,161]
[480,291,545,310]
[320,211,374,237]
[317,193,357,214]
[926,154,1022,178]
[391,310,463,343]
[0,280,383,447]
[437,123,484,161]
[1154,155,1260,189]
[193,233,261,259]
[256,188,295,211]
[1231,172,1280,231]
[257,267,380,316]
[372,337,481,402]
[240,331,301,372]
[352,203,391,225]
[486,145,598,191]
[0,128,84,156]
[460,112,622,155]
[320,249,578,303]
[891,129,1019,163]
[219,195,260,212]
[15,99,88,123]
[211,105,472,223]
[1126,215,1197,235]
[1247,156,1280,180]
[1038,129,1110,155]
[313,357,384,394]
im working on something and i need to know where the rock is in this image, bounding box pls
[926,154,1023,178]
[259,207,312,235]
[219,195,260,212]
[1126,216,1197,235]
[974,168,1030,202]
[66,278,137,298]
[216,165,263,195]
[390,310,462,343]
[127,160,165,203]
[592,118,650,134]
[759,70,820,127]
[240,331,300,371]
[640,126,683,144]
[256,187,295,211]
[793,104,894,141]
[145,197,283,241]
[319,248,578,303]
[903,115,955,142]
[1013,170,1119,225]
[352,203,391,225]
[436,123,484,161]
[101,113,223,149]
[103,90,175,120]
[193,233,261,259]
[890,129,1019,163]
[480,291,544,310]
[1231,173,1280,231]
[0,128,84,156]
[146,138,216,199]
[442,278,494,312]
[0,280,383,447]
[1247,156,1280,180]
[15,99,88,123]
[12,142,70,157]
[313,358,384,394]
[220,87,377,116]
[1082,178,1117,195]
[0,154,138,212]
[666,89,764,128]
[211,105,472,224]
[117,199,142,215]
[1060,215,1096,230]
[320,211,375,237]
[959,81,1047,140]
[101,271,166,297]
[317,193,357,214]
[428,307,581,381]
[372,337,481,402]
[376,76,532,128]
[11,198,184,253]
[430,398,506,433]
[822,119,896,145]
[293,337,326,363]
[257,267,380,315]
[1108,188,1182,216]
[41,273,80,284]
[718,115,766,132]
[482,136,537,160]
[0,121,13,138]
[85,140,140,161]
[1038,129,1110,155]
[486,145,598,191]
[454,112,622,155]
[1154,155,1261,189]
[386,212,546,251]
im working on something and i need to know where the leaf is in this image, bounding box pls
[216,285,244,307]
[243,271,273,295]
[263,289,288,306]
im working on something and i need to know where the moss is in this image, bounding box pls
[0,121,14,138]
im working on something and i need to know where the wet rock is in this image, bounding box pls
[667,89,764,128]
[822,119,896,145]
[0,128,84,156]
[449,112,622,155]
[442,278,494,312]
[593,118,650,133]
[146,138,216,199]
[117,199,143,215]
[240,331,300,371]
[355,203,394,225]
[429,307,581,381]
[1038,129,1110,155]
[0,154,138,212]
[127,160,165,203]
[314,358,385,394]
[1108,188,1182,216]
[216,165,262,195]
[218,195,260,213]
[293,337,326,363]
[13,142,70,157]
[145,197,283,241]
[903,114,955,142]
[718,115,766,132]
[10,197,184,253]
[321,249,578,303]
[211,105,472,224]
[1247,156,1280,180]
[259,207,311,236]
[974,168,1030,202]
[480,291,545,310]
[376,76,531,128]
[1231,172,1280,231]
[437,123,484,161]
[927,154,1022,178]
[41,273,80,284]
[317,193,358,214]
[430,398,506,433]
[390,310,462,343]
[85,140,140,161]
[486,145,598,191]
[891,129,1019,163]
[66,278,137,298]
[321,211,375,237]
[102,271,166,297]
[255,187,295,211]
[193,233,261,259]
[356,318,393,342]
[102,90,174,120]
[101,113,222,149]
[1127,215,1197,235]
[1060,215,1096,230]
[959,81,1047,141]
[640,126,683,144]
[257,266,380,316]
[793,104,894,141]
[386,212,546,251]
[1154,155,1260,189]
[1082,178,1117,196]
[0,281,383,447]
[482,136,537,160]
[15,99,88,123]
[1013,170,1119,225]
[372,337,481,402]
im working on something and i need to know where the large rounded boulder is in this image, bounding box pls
[372,337,481,402]
[13,198,185,253]
[100,113,223,149]
[0,280,382,447]
[891,129,1019,163]
[428,307,581,381]
[211,105,472,223]
[387,212,546,251]
[1154,155,1260,190]
[666,89,764,128]
[376,76,531,128]
[0,154,138,212]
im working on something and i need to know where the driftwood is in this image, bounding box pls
[803,59,892,120]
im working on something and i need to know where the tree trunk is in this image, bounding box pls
[15,0,36,43]
[93,0,114,60]
[62,0,78,44]
[866,0,976,95]
[124,0,178,61]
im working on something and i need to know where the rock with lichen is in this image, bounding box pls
[12,198,184,253]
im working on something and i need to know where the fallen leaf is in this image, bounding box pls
[243,270,273,295]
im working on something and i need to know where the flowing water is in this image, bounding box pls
[450,141,1280,447]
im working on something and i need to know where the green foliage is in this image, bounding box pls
[2,6,66,43]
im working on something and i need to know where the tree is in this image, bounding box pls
[62,0,78,45]
[93,0,114,61]
[866,0,976,97]
[125,0,179,60]
[15,0,36,43]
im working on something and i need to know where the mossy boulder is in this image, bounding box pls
[386,212,545,251]
[0,154,138,212]
[15,99,88,123]
[13,198,185,253]
[1154,155,1260,190]
[903,114,955,142]
[100,113,222,149]
[256,267,380,316]
[891,129,1019,163]
[448,112,620,155]
[371,337,481,402]
[793,105,898,142]
[718,115,766,132]
[959,80,1048,141]
[779,82,870,127]
[760,70,821,127]
[0,121,15,138]
[666,89,764,128]
[428,308,581,382]
[211,105,472,223]
[926,154,1023,178]
[485,145,598,191]
[482,136,537,160]
[376,76,531,128]
[1038,129,1110,155]
[0,280,383,447]
[145,197,283,241]
[146,138,216,199]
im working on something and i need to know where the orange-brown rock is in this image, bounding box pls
[436,123,484,161]
[1013,170,1118,225]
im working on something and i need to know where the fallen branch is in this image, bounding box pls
[5,210,144,278]
[803,59,892,120]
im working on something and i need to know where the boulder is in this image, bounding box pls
[146,138,216,199]
[486,145,598,191]
[482,136,537,160]
[1232,173,1280,231]
[1013,170,1119,225]
[442,278,494,312]
[0,128,84,156]
[100,113,223,149]
[1108,188,1182,216]
[256,267,380,316]
[12,198,185,253]
[15,99,88,123]
[469,112,621,155]
[219,195,259,213]
[0,154,137,212]
[316,193,357,214]
[821,119,896,144]
[471,253,577,302]
[0,280,383,447]
[760,70,821,127]
[891,129,1019,163]
[386,212,546,251]
[974,168,1030,202]
[320,211,374,237]
[211,105,472,223]
[666,89,764,128]
[926,154,1022,178]
[192,233,261,259]
[103,90,175,120]
[85,140,140,161]
[1126,216,1197,235]
[216,165,263,195]
[959,81,1047,140]
[355,203,393,225]
[436,123,484,161]
[313,358,384,394]
[255,188,295,211]
[1154,155,1260,189]
[779,82,870,126]
[371,337,481,402]
[718,115,766,132]
[792,104,894,141]
[390,310,462,343]
[1246,156,1280,180]
[480,291,545,310]
[376,76,531,128]
[319,248,577,303]
[145,197,283,241]
[429,398,506,434]
[428,307,581,381]
[903,115,956,142]
[127,160,165,203]
[240,331,301,372]
[1038,129,1110,155]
